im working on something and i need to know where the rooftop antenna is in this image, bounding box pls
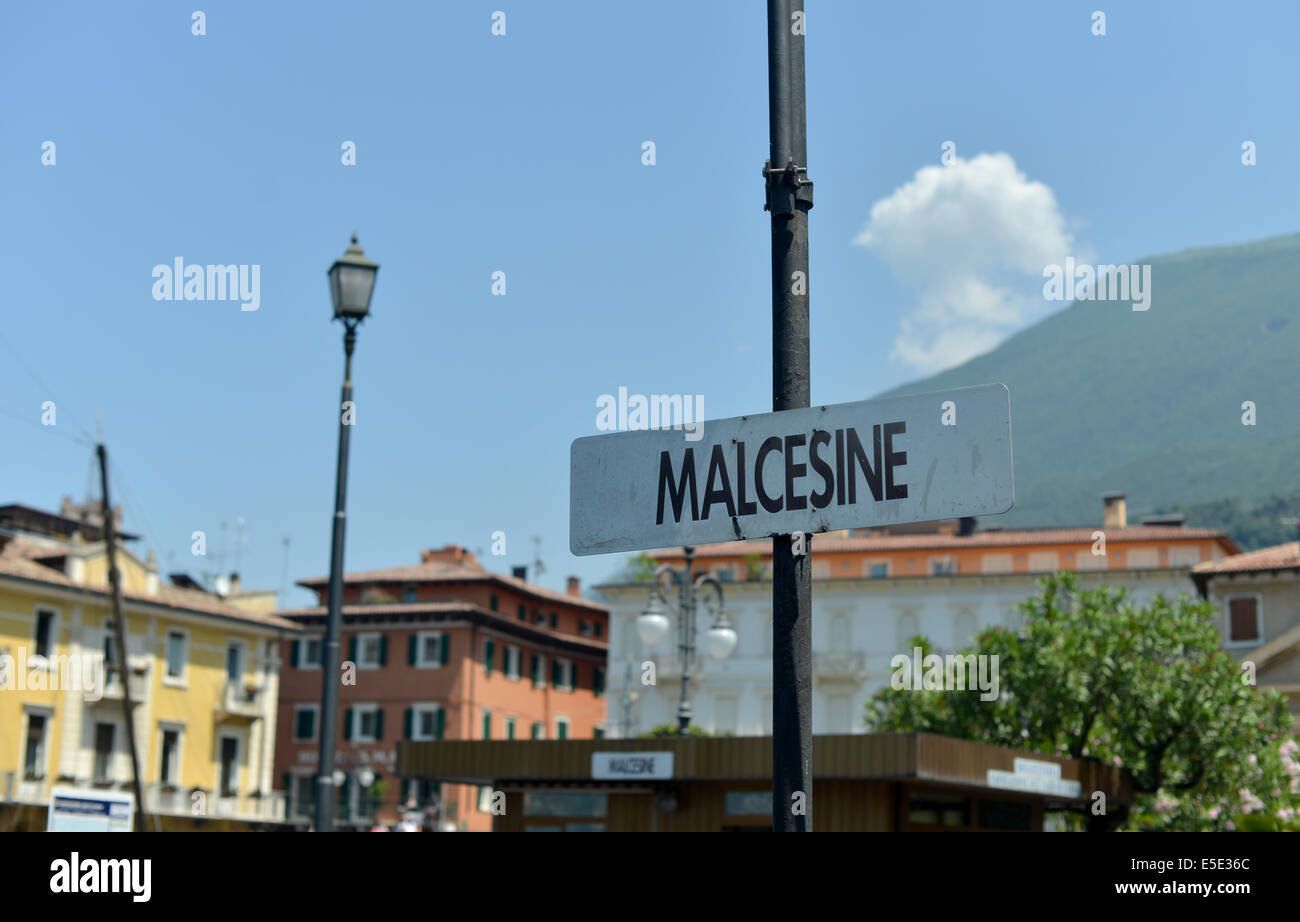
[531,535,546,578]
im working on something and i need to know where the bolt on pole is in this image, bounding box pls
[765,0,813,831]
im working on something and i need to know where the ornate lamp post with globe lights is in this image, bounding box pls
[636,547,738,735]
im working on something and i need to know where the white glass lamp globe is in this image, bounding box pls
[704,623,739,660]
[636,610,671,648]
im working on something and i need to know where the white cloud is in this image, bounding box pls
[854,152,1077,373]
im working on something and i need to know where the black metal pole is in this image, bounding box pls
[676,546,696,735]
[765,0,812,831]
[315,321,358,832]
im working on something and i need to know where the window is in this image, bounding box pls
[531,654,544,687]
[218,736,239,797]
[552,658,574,691]
[979,800,1033,831]
[548,613,558,629]
[505,645,521,680]
[505,716,516,740]
[402,585,417,603]
[826,695,850,733]
[909,793,970,828]
[482,710,492,740]
[165,631,187,681]
[724,791,771,815]
[555,717,570,740]
[294,775,314,818]
[517,603,525,620]
[531,721,545,740]
[293,705,318,742]
[347,705,382,742]
[866,561,889,579]
[353,633,384,668]
[811,560,831,580]
[226,642,243,683]
[33,610,55,659]
[297,637,323,668]
[102,618,117,674]
[594,621,602,638]
[93,723,115,782]
[413,631,448,668]
[714,696,739,734]
[1027,552,1059,572]
[159,728,180,784]
[579,620,592,636]
[1169,546,1202,568]
[490,594,499,611]
[981,554,1013,574]
[593,667,606,698]
[483,638,495,674]
[523,792,606,817]
[1227,597,1262,645]
[408,704,444,741]
[23,714,47,780]
[929,557,956,575]
[1127,547,1159,569]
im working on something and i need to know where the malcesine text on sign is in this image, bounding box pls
[570,384,1013,555]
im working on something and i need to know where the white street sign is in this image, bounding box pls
[591,751,675,780]
[570,383,1012,555]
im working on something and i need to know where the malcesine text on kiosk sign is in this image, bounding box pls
[570,383,1013,555]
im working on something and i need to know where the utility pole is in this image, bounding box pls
[764,0,813,831]
[97,443,154,832]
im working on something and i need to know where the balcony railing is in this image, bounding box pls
[98,658,151,704]
[146,784,286,823]
[215,680,264,720]
[813,651,868,681]
[3,772,49,805]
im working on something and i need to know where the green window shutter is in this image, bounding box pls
[530,722,541,740]
[440,633,450,666]
[595,667,605,697]
[517,603,525,620]
[482,711,491,740]
[379,635,388,666]
[557,721,568,740]
[485,639,495,674]
[343,708,353,741]
[531,654,540,686]
[291,640,301,668]
[490,594,498,611]
[572,663,582,691]
[506,718,515,740]
[374,709,384,741]
[552,660,561,688]
[348,636,357,664]
[407,635,417,665]
[435,708,445,740]
[404,708,413,740]
[594,727,604,739]
[282,772,291,795]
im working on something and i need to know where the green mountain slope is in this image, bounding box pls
[879,233,1300,534]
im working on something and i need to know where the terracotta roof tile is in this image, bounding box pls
[0,539,299,631]
[1193,541,1300,575]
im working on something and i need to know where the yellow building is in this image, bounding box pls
[0,503,301,831]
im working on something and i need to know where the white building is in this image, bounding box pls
[598,495,1238,738]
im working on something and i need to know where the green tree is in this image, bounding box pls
[628,553,658,583]
[639,724,713,738]
[865,573,1297,830]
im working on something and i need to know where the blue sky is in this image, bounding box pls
[3,1,1297,605]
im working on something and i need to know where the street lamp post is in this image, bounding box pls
[636,547,739,735]
[315,234,379,832]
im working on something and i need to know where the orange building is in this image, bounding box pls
[273,545,608,831]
